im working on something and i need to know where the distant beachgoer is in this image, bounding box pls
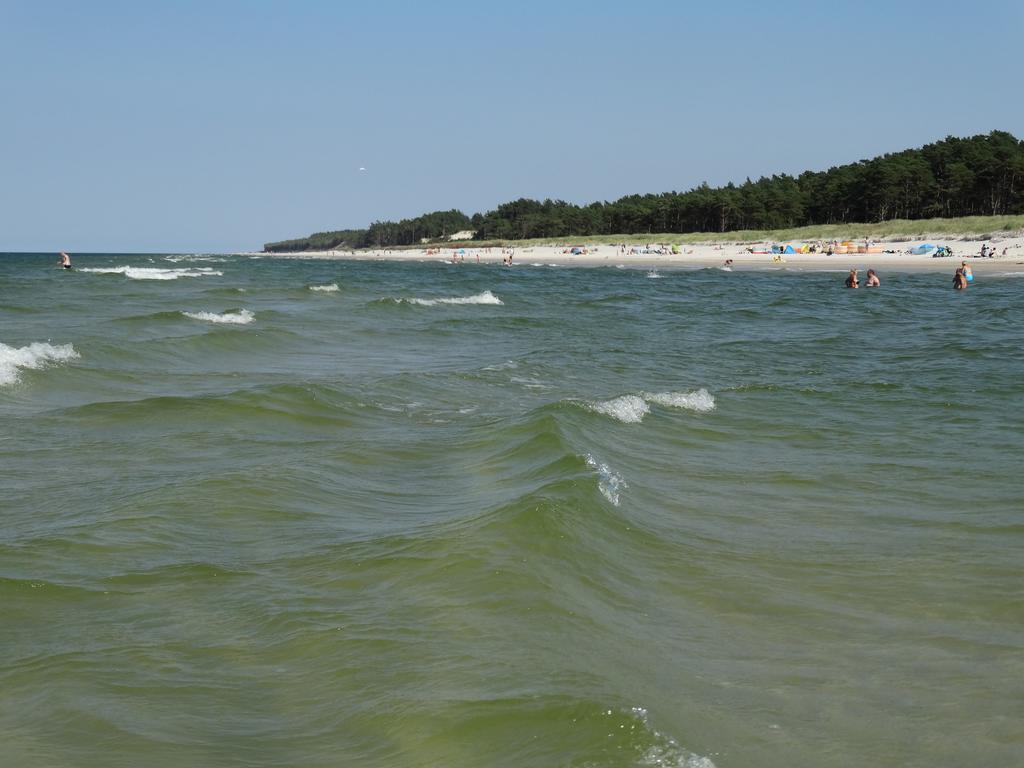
[953,267,967,290]
[980,243,989,258]
[865,269,880,287]
[59,251,71,269]
[845,269,859,288]
[961,262,973,283]
[723,258,733,267]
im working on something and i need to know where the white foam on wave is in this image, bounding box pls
[627,707,718,768]
[585,454,627,506]
[182,309,255,325]
[646,270,664,278]
[0,342,79,386]
[584,389,715,423]
[79,266,222,280]
[309,283,340,292]
[483,360,518,371]
[588,394,650,424]
[644,388,716,413]
[164,254,226,263]
[405,290,503,306]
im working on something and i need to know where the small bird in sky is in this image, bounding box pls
[359,167,367,172]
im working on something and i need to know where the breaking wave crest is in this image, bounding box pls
[584,389,715,423]
[643,388,716,413]
[78,266,222,280]
[585,453,627,505]
[0,341,79,386]
[163,255,226,263]
[402,290,504,306]
[309,284,340,292]
[587,395,650,424]
[182,309,255,325]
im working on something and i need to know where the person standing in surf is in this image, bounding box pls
[953,267,968,290]
[59,251,72,269]
[845,268,859,288]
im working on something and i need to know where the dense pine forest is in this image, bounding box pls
[264,131,1024,252]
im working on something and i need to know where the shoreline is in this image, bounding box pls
[251,236,1024,273]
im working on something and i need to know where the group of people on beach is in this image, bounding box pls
[845,261,975,289]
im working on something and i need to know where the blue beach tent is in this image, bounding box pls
[910,243,936,255]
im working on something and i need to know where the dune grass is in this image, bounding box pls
[415,215,1024,250]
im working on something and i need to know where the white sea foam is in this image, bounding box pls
[406,290,503,306]
[0,342,79,386]
[164,255,226,263]
[182,309,255,325]
[585,454,627,506]
[79,266,222,280]
[309,283,340,292]
[627,707,718,768]
[584,389,715,422]
[644,388,716,413]
[510,375,551,391]
[719,266,732,272]
[588,394,650,424]
[483,360,518,371]
[646,270,664,278]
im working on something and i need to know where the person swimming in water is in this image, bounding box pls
[844,268,859,288]
[953,267,968,290]
[865,268,880,287]
[961,261,973,283]
[59,251,72,269]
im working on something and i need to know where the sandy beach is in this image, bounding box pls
[260,234,1024,273]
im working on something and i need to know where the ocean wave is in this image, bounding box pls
[646,270,664,278]
[181,309,255,325]
[585,453,627,505]
[309,283,340,292]
[627,707,717,768]
[0,341,79,386]
[163,255,226,263]
[584,389,715,423]
[78,266,222,280]
[403,290,504,306]
[587,394,650,424]
[643,388,716,413]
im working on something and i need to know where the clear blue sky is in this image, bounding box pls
[2,0,1021,252]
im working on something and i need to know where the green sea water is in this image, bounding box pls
[1,252,1021,767]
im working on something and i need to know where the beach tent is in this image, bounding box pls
[910,243,936,255]
[783,245,797,254]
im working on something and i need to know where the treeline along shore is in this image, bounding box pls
[264,131,1024,253]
